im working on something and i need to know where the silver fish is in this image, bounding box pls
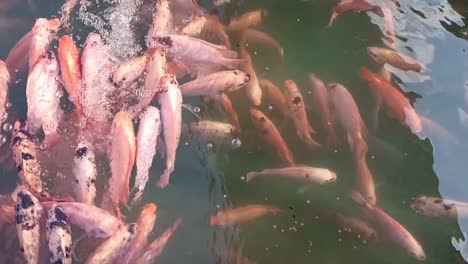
[411,196,468,221]
[183,120,239,146]
[180,70,249,96]
[72,142,97,205]
[46,205,72,264]
[246,166,336,185]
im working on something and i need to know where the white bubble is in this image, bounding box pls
[231,138,242,149]
[207,143,213,149]
[5,102,12,109]
[2,123,12,132]
[0,134,6,146]
[193,107,201,113]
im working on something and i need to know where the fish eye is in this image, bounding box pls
[233,71,238,75]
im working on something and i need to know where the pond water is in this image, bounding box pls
[0,0,467,263]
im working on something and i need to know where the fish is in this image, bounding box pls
[351,191,426,260]
[46,205,72,264]
[211,205,283,226]
[359,67,422,134]
[327,0,381,28]
[367,47,423,72]
[85,223,137,263]
[0,200,15,224]
[135,218,182,264]
[284,80,321,150]
[133,107,161,204]
[81,33,114,122]
[0,60,10,122]
[11,121,46,197]
[334,213,377,241]
[26,51,63,140]
[29,18,60,72]
[354,157,376,206]
[72,142,97,205]
[213,0,231,6]
[410,196,468,221]
[180,70,250,96]
[250,108,295,166]
[308,74,337,145]
[183,120,239,146]
[111,55,149,88]
[180,15,207,37]
[147,0,172,44]
[259,79,288,117]
[211,93,240,129]
[123,204,158,263]
[381,5,395,46]
[203,15,231,48]
[226,9,268,32]
[327,82,368,159]
[102,112,136,212]
[156,75,182,188]
[150,35,245,69]
[42,202,121,238]
[58,35,83,118]
[240,29,284,61]
[246,166,337,185]
[5,31,32,81]
[15,189,43,264]
[60,0,79,28]
[241,49,262,106]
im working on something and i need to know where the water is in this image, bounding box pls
[0,0,467,263]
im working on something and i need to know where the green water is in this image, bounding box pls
[0,0,468,263]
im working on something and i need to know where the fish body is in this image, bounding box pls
[181,70,249,96]
[308,74,337,145]
[259,79,288,117]
[354,157,376,205]
[246,166,336,184]
[240,29,284,60]
[359,67,421,133]
[6,31,32,80]
[102,112,136,211]
[15,189,43,264]
[151,34,245,69]
[0,60,10,122]
[43,202,121,238]
[250,108,294,166]
[133,107,161,203]
[180,15,207,36]
[26,51,63,136]
[184,120,239,146]
[46,205,72,264]
[284,80,321,150]
[327,82,368,159]
[334,213,377,241]
[351,191,426,260]
[124,204,158,263]
[11,121,44,196]
[157,75,182,188]
[367,47,423,72]
[72,142,97,205]
[327,0,377,28]
[211,205,283,226]
[241,50,262,106]
[212,93,240,128]
[85,224,137,264]
[29,18,60,72]
[111,55,149,88]
[227,9,268,32]
[410,196,468,220]
[58,35,83,118]
[135,218,182,264]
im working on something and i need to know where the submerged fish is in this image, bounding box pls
[135,218,182,264]
[124,203,158,263]
[327,0,381,28]
[351,191,426,260]
[180,70,250,96]
[147,0,172,43]
[359,67,421,134]
[46,205,72,264]
[240,29,284,61]
[157,75,182,188]
[30,18,60,72]
[211,93,240,129]
[410,196,468,221]
[85,224,137,264]
[328,82,368,159]
[250,108,294,166]
[284,80,321,150]
[246,166,337,185]
[43,202,121,238]
[0,60,10,122]
[183,120,239,146]
[111,55,150,89]
[259,79,288,117]
[72,142,97,205]
[102,112,136,212]
[211,205,283,226]
[6,31,32,80]
[354,157,376,206]
[334,213,377,241]
[367,47,423,72]
[11,121,45,197]
[226,9,268,32]
[241,49,262,106]
[133,107,161,204]
[15,189,43,264]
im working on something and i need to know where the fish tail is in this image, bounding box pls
[326,12,337,28]
[156,169,172,189]
[349,190,369,208]
[245,172,259,182]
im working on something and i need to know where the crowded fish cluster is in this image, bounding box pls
[0,0,461,263]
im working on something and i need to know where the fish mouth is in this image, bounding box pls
[367,48,378,59]
[244,72,251,82]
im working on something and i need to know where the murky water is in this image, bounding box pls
[0,0,467,263]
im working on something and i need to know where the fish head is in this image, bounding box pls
[158,74,179,93]
[367,47,385,64]
[47,18,61,33]
[259,8,269,18]
[408,248,426,261]
[85,33,103,49]
[249,108,266,123]
[233,70,251,87]
[325,170,337,183]
[32,18,49,34]
[142,203,158,216]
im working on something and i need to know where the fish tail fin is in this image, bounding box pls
[156,169,172,189]
[326,12,337,28]
[222,58,248,69]
[270,207,286,215]
[349,190,369,208]
[308,124,316,134]
[348,134,367,160]
[245,172,259,182]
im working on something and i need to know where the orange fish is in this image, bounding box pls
[359,67,421,133]
[211,205,283,226]
[327,0,382,28]
[58,35,83,118]
[5,31,32,81]
[30,18,60,72]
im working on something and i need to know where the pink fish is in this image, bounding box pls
[29,18,60,72]
[327,0,382,28]
[241,49,262,106]
[0,60,10,122]
[180,70,250,96]
[5,31,32,81]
